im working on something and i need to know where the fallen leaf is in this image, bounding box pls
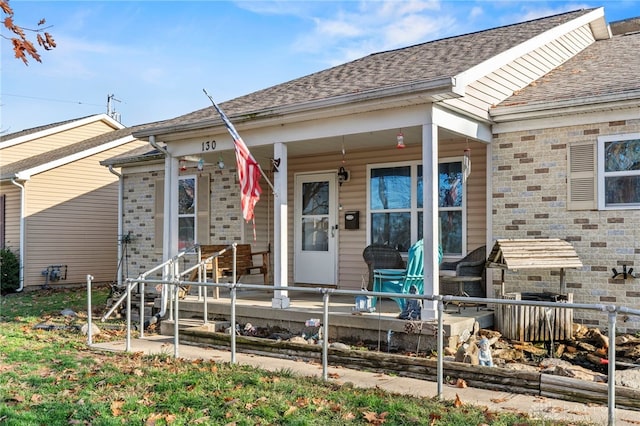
[454,393,463,408]
[342,412,356,420]
[284,406,297,416]
[490,397,508,404]
[456,378,467,388]
[111,400,124,416]
[328,372,341,379]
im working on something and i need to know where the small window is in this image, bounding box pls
[178,176,196,250]
[598,133,640,210]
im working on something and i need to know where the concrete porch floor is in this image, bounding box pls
[156,288,494,351]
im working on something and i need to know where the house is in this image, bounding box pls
[102,8,640,330]
[0,115,149,290]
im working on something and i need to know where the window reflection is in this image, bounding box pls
[369,161,464,255]
[302,182,329,215]
[370,212,411,251]
[370,167,411,210]
[302,217,329,251]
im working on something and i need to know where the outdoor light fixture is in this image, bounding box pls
[337,166,350,185]
[197,158,205,171]
[217,156,225,169]
[396,130,406,149]
[179,158,187,171]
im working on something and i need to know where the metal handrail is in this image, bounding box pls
[87,270,640,426]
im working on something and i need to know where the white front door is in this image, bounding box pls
[294,172,338,285]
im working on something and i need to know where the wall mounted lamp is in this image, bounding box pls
[338,166,350,185]
[217,156,225,169]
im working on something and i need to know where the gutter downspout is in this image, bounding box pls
[10,178,26,292]
[148,135,171,319]
[108,165,123,288]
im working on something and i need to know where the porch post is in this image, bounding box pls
[272,142,290,308]
[165,156,180,261]
[421,119,439,320]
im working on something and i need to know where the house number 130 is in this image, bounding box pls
[201,140,217,151]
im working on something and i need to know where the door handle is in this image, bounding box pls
[331,224,338,237]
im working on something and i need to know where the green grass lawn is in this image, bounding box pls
[0,287,592,425]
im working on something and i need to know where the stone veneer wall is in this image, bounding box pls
[492,118,640,332]
[121,165,242,281]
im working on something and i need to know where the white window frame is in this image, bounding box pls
[178,174,197,249]
[366,158,466,256]
[438,156,466,259]
[597,132,640,210]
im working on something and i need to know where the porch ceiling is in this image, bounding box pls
[197,125,462,162]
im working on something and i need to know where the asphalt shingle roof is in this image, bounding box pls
[497,29,640,108]
[0,121,163,180]
[136,9,595,135]
[0,116,94,142]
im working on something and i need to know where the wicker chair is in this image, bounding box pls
[362,244,405,291]
[439,245,487,298]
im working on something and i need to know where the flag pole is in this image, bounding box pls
[203,89,276,195]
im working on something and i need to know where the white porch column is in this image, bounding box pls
[272,142,290,309]
[164,156,180,261]
[421,120,439,320]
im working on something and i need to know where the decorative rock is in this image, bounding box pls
[455,341,479,365]
[81,322,100,336]
[329,342,351,351]
[616,368,640,390]
[543,362,607,382]
[588,328,609,349]
[623,345,640,359]
[60,308,77,317]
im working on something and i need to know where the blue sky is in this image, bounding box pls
[2,0,639,133]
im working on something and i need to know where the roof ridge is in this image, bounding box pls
[366,8,595,58]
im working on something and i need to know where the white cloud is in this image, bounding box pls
[383,14,456,48]
[469,6,483,19]
[289,0,459,65]
[500,3,593,25]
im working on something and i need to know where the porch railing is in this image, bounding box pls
[87,262,640,426]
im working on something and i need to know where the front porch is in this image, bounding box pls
[155,287,494,352]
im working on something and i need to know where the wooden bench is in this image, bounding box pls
[189,244,270,284]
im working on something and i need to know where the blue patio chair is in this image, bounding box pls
[372,240,442,311]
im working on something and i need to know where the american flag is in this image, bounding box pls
[209,100,262,223]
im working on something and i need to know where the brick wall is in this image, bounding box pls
[121,165,242,280]
[492,118,640,331]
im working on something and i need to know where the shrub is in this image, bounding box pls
[1,247,20,293]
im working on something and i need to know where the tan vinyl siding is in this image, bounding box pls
[442,24,596,120]
[287,142,487,290]
[439,141,487,253]
[242,167,274,282]
[0,184,21,250]
[1,121,117,166]
[21,141,147,288]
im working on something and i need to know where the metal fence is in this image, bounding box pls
[86,245,640,426]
